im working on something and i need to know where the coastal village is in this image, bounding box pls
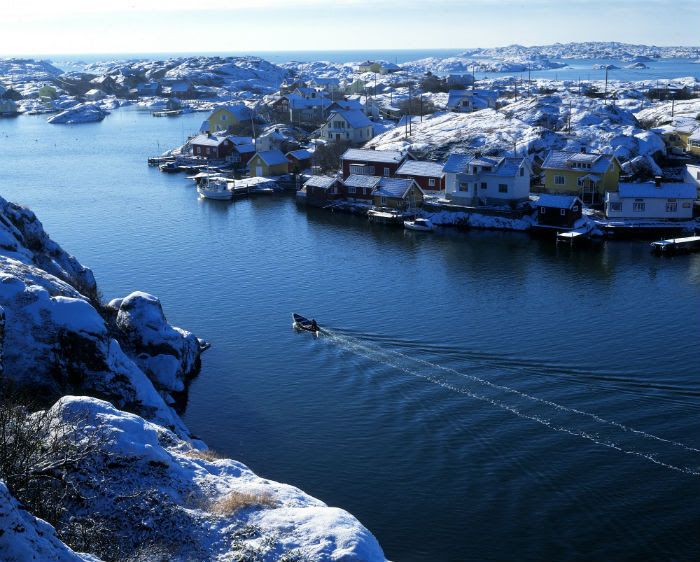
[2,47,700,251]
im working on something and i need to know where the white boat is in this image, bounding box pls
[197,177,233,200]
[403,218,434,232]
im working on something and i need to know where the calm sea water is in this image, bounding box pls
[1,109,699,561]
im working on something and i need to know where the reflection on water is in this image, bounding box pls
[1,109,699,561]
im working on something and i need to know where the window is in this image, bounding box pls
[633,200,646,212]
[539,207,546,214]
[572,205,579,212]
[560,209,566,216]
[609,202,622,212]
[459,182,468,192]
[498,184,508,193]
[349,164,375,175]
[383,167,390,176]
[480,182,487,190]
[380,196,387,205]
[666,200,677,212]
[428,178,436,187]
[348,186,356,194]
[554,175,565,185]
[519,167,525,176]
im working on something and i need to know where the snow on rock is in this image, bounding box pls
[47,103,108,124]
[0,196,201,438]
[0,481,97,562]
[110,291,202,393]
[47,396,387,561]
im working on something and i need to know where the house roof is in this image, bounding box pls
[253,149,288,166]
[443,153,472,173]
[328,109,372,128]
[343,174,382,189]
[287,94,327,109]
[304,176,337,189]
[373,178,418,198]
[341,148,404,164]
[534,194,583,209]
[396,160,444,178]
[226,135,254,146]
[234,143,256,154]
[211,104,252,120]
[618,182,696,199]
[542,150,613,174]
[287,149,313,160]
[329,99,364,111]
[190,133,229,147]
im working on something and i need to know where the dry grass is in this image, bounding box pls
[183,448,224,461]
[211,491,276,516]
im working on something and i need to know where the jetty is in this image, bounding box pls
[556,227,591,246]
[650,235,700,255]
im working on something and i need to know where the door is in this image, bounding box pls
[256,166,263,177]
[336,134,341,141]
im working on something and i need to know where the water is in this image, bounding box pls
[1,109,699,561]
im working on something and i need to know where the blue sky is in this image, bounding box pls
[1,0,698,55]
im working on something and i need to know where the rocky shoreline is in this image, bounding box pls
[0,195,386,561]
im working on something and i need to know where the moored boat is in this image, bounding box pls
[159,161,180,173]
[197,177,233,200]
[403,217,434,232]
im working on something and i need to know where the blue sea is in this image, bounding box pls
[1,109,699,561]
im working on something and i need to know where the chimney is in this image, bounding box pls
[654,176,662,188]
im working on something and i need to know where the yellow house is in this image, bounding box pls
[372,178,424,210]
[206,104,252,133]
[541,150,621,205]
[688,130,700,156]
[248,149,289,177]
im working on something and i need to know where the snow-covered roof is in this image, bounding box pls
[212,104,252,120]
[328,109,372,128]
[542,150,613,174]
[234,143,256,154]
[330,99,364,111]
[287,149,312,160]
[447,90,472,108]
[443,153,472,174]
[190,133,229,147]
[254,149,288,166]
[288,94,327,109]
[304,176,337,189]
[343,174,382,189]
[618,182,696,199]
[342,148,404,164]
[534,194,582,209]
[374,177,417,198]
[396,160,444,178]
[226,135,254,145]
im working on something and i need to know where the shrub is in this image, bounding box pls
[211,491,275,516]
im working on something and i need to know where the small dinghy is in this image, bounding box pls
[403,217,434,232]
[292,313,320,336]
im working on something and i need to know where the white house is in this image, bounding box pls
[319,109,374,145]
[308,77,341,94]
[443,154,532,206]
[684,163,700,197]
[446,89,497,112]
[605,180,696,220]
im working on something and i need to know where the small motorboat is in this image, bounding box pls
[403,217,434,232]
[292,313,320,336]
[197,177,233,200]
[159,161,180,173]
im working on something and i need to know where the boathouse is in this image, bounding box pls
[248,149,289,177]
[396,160,445,193]
[534,194,584,229]
[341,174,381,202]
[371,178,424,211]
[299,176,341,207]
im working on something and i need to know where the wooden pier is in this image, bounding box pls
[556,228,590,246]
[650,235,700,255]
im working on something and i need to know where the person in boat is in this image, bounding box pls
[310,319,319,332]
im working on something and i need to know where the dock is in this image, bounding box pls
[556,227,590,246]
[650,235,700,255]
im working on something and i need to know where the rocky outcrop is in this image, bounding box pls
[0,481,96,562]
[0,196,386,561]
[47,103,108,124]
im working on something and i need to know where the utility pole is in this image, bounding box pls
[604,66,609,104]
[408,83,413,136]
[420,93,423,123]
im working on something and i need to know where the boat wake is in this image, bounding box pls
[321,328,700,477]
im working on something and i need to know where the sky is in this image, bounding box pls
[1,0,698,56]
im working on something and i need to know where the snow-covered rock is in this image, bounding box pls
[47,103,108,124]
[0,481,97,562]
[109,291,203,393]
[42,396,386,561]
